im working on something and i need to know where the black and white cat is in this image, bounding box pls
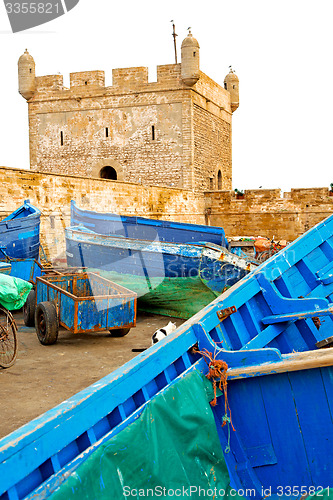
[151,321,177,344]
[132,321,177,352]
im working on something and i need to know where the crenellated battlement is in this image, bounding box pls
[70,71,105,88]
[32,64,227,105]
[112,67,148,88]
[18,35,237,193]
[35,75,63,92]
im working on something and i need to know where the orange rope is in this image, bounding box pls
[195,347,235,431]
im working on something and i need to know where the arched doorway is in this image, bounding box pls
[217,170,222,190]
[99,166,117,180]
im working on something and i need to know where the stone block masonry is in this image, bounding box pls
[204,188,333,241]
[25,64,233,193]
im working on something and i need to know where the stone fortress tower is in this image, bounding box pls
[18,31,239,192]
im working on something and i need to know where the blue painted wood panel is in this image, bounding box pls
[71,200,228,248]
[0,200,40,259]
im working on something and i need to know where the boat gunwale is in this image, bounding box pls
[71,200,226,236]
[65,227,256,272]
[1,200,41,223]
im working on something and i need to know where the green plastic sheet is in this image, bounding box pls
[50,371,242,499]
[95,269,218,319]
[0,273,32,310]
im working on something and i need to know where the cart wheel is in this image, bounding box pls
[0,306,18,368]
[35,302,59,345]
[109,328,131,337]
[23,289,36,327]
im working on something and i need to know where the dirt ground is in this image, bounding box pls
[0,310,184,439]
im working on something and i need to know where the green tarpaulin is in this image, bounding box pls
[0,273,32,310]
[50,371,241,499]
[96,270,219,319]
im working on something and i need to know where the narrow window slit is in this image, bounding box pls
[152,125,155,141]
[60,131,63,146]
[105,127,109,138]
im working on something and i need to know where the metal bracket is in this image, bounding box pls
[217,306,237,321]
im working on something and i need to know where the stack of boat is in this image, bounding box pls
[0,200,40,261]
[0,200,41,279]
[1,208,333,498]
[65,201,258,318]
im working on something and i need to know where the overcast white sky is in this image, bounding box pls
[0,0,332,192]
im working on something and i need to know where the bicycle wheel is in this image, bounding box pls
[0,306,18,368]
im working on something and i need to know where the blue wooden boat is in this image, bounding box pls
[0,312,332,497]
[70,200,229,247]
[0,200,41,259]
[65,226,257,318]
[2,213,333,498]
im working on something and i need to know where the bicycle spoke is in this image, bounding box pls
[0,307,18,368]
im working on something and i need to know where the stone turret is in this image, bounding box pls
[181,29,200,86]
[224,67,239,112]
[18,49,36,100]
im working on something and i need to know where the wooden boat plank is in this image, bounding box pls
[71,200,228,247]
[259,273,329,314]
[321,366,333,432]
[0,327,198,492]
[262,306,333,325]
[227,348,333,379]
[298,255,323,290]
[321,238,333,262]
[287,368,333,485]
[257,373,312,488]
[227,377,278,468]
[240,323,292,350]
[316,260,333,284]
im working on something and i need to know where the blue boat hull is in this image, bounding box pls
[70,200,228,247]
[2,214,333,498]
[65,227,255,294]
[0,200,41,259]
[0,322,332,499]
[223,362,333,493]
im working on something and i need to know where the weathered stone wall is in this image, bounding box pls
[193,104,232,192]
[0,167,205,261]
[2,165,331,264]
[205,188,333,240]
[30,102,185,186]
[25,64,233,192]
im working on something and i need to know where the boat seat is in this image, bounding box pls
[316,261,333,285]
[193,322,282,369]
[316,335,333,349]
[238,274,332,350]
[256,273,332,324]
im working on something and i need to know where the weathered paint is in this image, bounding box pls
[2,213,333,497]
[65,227,257,295]
[0,315,333,498]
[36,272,136,334]
[70,199,228,247]
[0,200,40,259]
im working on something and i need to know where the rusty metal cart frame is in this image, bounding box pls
[33,272,137,345]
